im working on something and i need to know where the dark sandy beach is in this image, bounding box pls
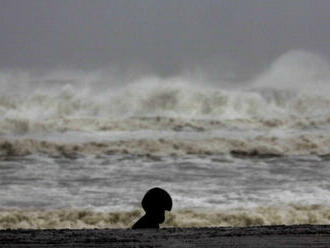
[1,225,330,248]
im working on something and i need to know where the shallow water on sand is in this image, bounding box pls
[1,154,330,211]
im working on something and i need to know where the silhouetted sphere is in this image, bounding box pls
[142,187,172,212]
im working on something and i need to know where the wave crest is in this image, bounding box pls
[1,204,329,229]
[1,134,330,157]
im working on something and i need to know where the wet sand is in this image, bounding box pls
[1,225,330,247]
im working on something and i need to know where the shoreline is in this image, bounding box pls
[1,225,330,247]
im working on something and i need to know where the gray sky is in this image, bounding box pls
[1,0,330,78]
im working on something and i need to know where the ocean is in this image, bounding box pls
[1,51,330,229]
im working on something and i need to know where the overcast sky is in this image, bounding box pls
[1,0,330,78]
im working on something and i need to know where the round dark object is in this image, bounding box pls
[142,187,172,212]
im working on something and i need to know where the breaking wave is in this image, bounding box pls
[1,79,330,129]
[0,50,330,132]
[1,50,330,156]
[1,133,330,157]
[2,86,330,134]
[1,204,330,229]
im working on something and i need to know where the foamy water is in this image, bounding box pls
[1,153,330,228]
[1,51,330,157]
[2,204,330,229]
[1,50,330,228]
[1,154,330,210]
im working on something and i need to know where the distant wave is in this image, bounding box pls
[1,204,329,229]
[1,82,330,128]
[1,85,330,135]
[1,133,330,157]
[0,50,330,135]
[1,50,330,157]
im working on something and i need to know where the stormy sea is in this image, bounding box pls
[1,51,330,229]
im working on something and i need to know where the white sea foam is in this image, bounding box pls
[1,204,330,229]
[2,51,330,229]
[1,79,330,129]
[1,50,330,156]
